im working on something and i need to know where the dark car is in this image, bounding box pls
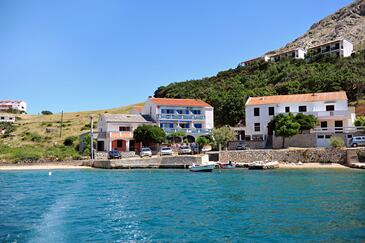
[236,142,247,150]
[108,150,121,159]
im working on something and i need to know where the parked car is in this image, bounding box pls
[108,150,121,159]
[350,136,365,147]
[190,144,200,154]
[178,145,192,155]
[160,147,173,156]
[140,147,152,157]
[201,145,212,153]
[236,142,247,150]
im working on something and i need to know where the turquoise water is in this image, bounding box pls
[1,169,365,242]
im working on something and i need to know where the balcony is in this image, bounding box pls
[292,110,350,119]
[157,114,205,120]
[163,128,212,135]
[311,126,364,134]
[104,131,133,140]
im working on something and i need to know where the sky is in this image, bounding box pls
[0,0,353,114]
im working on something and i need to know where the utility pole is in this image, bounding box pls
[59,110,64,138]
[90,116,94,160]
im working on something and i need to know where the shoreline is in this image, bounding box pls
[0,162,353,171]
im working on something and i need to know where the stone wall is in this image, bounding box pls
[92,155,207,169]
[273,133,316,149]
[220,148,347,164]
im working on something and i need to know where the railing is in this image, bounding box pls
[107,131,133,139]
[163,128,212,135]
[311,126,364,133]
[157,114,205,120]
[292,110,350,118]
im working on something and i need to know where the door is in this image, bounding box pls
[316,134,332,147]
[335,120,343,133]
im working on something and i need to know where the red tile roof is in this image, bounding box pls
[132,105,143,112]
[246,91,347,106]
[150,98,212,107]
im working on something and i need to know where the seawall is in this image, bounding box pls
[219,148,348,164]
[90,155,208,169]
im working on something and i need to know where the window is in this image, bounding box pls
[325,135,332,139]
[321,121,328,130]
[299,106,307,112]
[317,135,324,139]
[285,107,290,113]
[335,121,343,127]
[0,117,3,120]
[180,123,190,128]
[194,123,202,129]
[326,105,335,111]
[119,126,130,131]
[192,110,201,115]
[254,108,260,116]
[254,123,260,132]
[268,107,274,116]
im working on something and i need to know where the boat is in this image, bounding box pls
[248,161,279,170]
[189,163,215,172]
[217,161,236,169]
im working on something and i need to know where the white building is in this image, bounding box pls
[96,114,152,152]
[141,97,214,141]
[0,113,16,123]
[0,100,27,113]
[239,55,270,67]
[269,48,306,62]
[308,39,353,58]
[244,91,357,145]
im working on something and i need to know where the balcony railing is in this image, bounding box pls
[292,110,350,118]
[311,126,364,133]
[163,128,212,135]
[157,114,205,120]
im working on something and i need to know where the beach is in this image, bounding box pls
[0,162,91,171]
[278,162,350,169]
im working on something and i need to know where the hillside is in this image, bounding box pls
[154,52,365,126]
[270,0,365,54]
[0,104,140,162]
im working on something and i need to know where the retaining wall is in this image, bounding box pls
[92,155,207,169]
[220,148,347,164]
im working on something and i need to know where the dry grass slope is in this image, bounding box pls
[1,103,142,147]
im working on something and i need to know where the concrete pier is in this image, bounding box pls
[89,155,209,169]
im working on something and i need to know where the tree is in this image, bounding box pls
[293,113,317,132]
[41,110,53,115]
[330,136,345,149]
[354,116,365,127]
[196,136,210,148]
[212,126,235,150]
[133,125,166,146]
[271,113,300,148]
[0,122,15,137]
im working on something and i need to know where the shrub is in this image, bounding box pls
[330,136,345,148]
[64,136,78,146]
[41,110,53,115]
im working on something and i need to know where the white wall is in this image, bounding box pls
[342,39,353,57]
[204,107,214,129]
[245,99,351,137]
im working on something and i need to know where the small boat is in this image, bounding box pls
[189,163,215,172]
[248,161,279,170]
[217,161,236,169]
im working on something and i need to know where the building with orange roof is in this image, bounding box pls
[243,91,358,148]
[140,97,214,141]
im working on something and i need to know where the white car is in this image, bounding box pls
[140,147,152,157]
[160,147,173,156]
[178,146,192,155]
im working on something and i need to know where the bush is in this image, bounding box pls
[41,110,53,115]
[330,136,345,148]
[64,136,78,146]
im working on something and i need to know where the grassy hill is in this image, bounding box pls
[0,104,140,162]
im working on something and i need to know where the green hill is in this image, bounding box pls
[154,52,365,126]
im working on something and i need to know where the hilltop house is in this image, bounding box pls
[269,48,306,62]
[0,100,27,113]
[140,97,214,142]
[0,113,16,123]
[308,39,353,58]
[242,91,358,148]
[240,38,354,66]
[96,114,153,152]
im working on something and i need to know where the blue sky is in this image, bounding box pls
[0,0,353,114]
